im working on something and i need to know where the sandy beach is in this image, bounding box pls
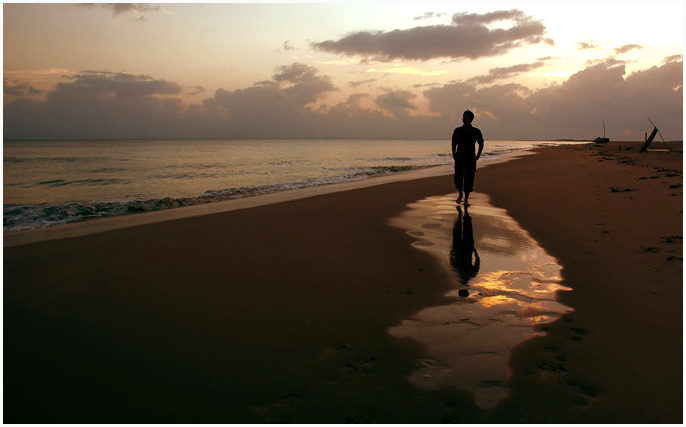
[3,141,682,423]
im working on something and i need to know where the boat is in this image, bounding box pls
[594,120,610,143]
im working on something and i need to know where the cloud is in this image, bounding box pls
[187,86,205,95]
[664,54,683,63]
[412,82,442,89]
[451,9,527,26]
[105,3,169,20]
[585,57,627,67]
[344,93,370,105]
[4,68,71,78]
[413,12,446,21]
[4,78,44,97]
[54,71,182,98]
[614,44,644,55]
[468,61,545,84]
[311,9,553,61]
[282,40,296,51]
[367,66,447,77]
[270,63,337,105]
[273,63,318,83]
[577,42,599,50]
[4,61,682,141]
[537,56,564,61]
[374,90,418,118]
[4,71,186,140]
[78,3,169,20]
[348,78,377,88]
[423,59,683,140]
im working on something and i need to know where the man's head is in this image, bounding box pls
[462,110,474,124]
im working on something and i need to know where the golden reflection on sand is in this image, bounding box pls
[388,193,572,410]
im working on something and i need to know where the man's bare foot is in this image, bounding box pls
[456,192,463,203]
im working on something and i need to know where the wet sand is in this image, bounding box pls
[3,141,682,423]
[479,141,683,423]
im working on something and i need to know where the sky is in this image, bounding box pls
[3,2,683,141]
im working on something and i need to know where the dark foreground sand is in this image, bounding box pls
[3,141,682,423]
[478,141,683,423]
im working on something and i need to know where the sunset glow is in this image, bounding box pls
[3,2,683,140]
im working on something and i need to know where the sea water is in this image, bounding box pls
[4,139,579,232]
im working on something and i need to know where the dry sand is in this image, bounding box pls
[478,141,683,423]
[3,141,682,423]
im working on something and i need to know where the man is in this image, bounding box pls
[451,110,484,206]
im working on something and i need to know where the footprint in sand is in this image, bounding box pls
[564,378,601,407]
[325,356,377,385]
[569,326,588,342]
[251,392,300,421]
[537,347,600,407]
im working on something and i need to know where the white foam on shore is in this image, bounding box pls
[3,150,536,248]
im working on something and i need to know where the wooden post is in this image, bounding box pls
[639,127,659,153]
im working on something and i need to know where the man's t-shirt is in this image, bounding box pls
[452,125,484,166]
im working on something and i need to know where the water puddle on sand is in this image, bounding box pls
[388,193,572,410]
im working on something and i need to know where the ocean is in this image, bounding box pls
[3,139,581,232]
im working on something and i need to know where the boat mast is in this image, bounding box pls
[602,120,606,138]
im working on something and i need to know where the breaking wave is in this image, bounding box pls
[4,164,433,232]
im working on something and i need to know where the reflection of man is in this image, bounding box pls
[450,206,480,288]
[452,110,484,206]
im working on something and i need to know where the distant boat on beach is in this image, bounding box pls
[594,120,610,143]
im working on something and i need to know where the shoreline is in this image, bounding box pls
[4,148,538,248]
[4,141,682,423]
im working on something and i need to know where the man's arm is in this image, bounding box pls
[475,130,484,161]
[475,140,484,161]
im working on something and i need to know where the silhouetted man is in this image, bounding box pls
[452,110,484,206]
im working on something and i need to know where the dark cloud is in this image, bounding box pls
[412,82,442,89]
[423,59,683,140]
[4,78,44,97]
[4,71,186,140]
[54,71,181,98]
[187,86,205,95]
[190,63,338,138]
[348,78,377,88]
[282,40,296,51]
[585,57,627,67]
[345,93,370,105]
[413,12,446,21]
[468,61,545,84]
[270,63,337,105]
[451,9,526,26]
[273,63,318,83]
[4,61,682,141]
[614,44,644,55]
[664,54,682,63]
[311,9,553,61]
[374,90,418,118]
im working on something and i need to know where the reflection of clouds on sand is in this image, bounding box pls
[388,193,572,410]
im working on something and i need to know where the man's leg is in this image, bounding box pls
[454,163,464,203]
[464,165,476,205]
